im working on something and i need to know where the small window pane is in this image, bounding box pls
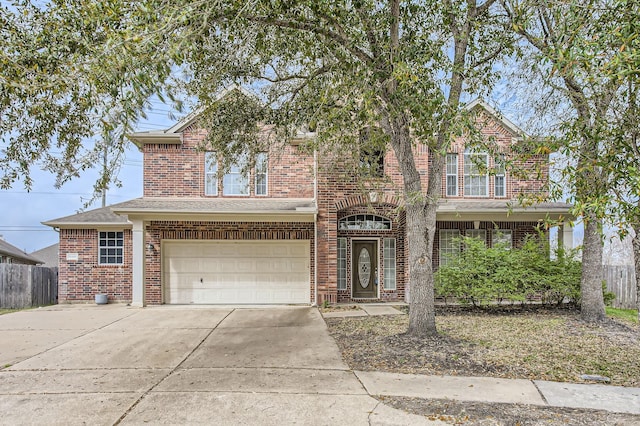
[255,153,268,196]
[494,155,505,198]
[383,238,396,290]
[446,154,458,196]
[337,238,347,290]
[205,152,218,196]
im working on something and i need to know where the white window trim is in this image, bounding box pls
[337,238,347,290]
[204,152,218,196]
[222,158,250,196]
[463,151,489,197]
[383,238,396,290]
[98,230,124,265]
[255,152,268,196]
[446,153,458,197]
[494,155,506,198]
[439,229,460,266]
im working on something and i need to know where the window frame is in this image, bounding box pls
[255,152,268,196]
[383,238,396,290]
[446,153,458,196]
[222,156,250,196]
[204,152,218,196]
[439,229,461,266]
[492,229,513,249]
[463,150,489,197]
[98,231,124,265]
[494,154,506,198]
[337,238,347,290]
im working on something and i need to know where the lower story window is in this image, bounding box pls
[337,238,347,290]
[383,238,396,290]
[492,229,513,248]
[99,231,124,265]
[439,229,460,266]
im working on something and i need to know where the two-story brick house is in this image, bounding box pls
[44,98,573,306]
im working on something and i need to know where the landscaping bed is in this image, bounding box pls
[325,305,640,425]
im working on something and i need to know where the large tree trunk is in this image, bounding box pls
[406,199,437,336]
[383,112,437,336]
[580,213,606,322]
[633,227,640,322]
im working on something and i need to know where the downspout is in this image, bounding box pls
[313,148,318,306]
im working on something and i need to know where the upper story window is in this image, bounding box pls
[99,231,123,265]
[205,152,218,196]
[205,153,268,196]
[464,149,488,197]
[494,154,506,198]
[359,127,385,178]
[255,152,268,196]
[339,214,391,231]
[223,156,249,196]
[446,153,458,196]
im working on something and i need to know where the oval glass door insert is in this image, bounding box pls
[358,247,371,288]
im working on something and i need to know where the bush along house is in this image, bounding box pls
[43,98,573,306]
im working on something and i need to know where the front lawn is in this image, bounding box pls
[325,306,640,387]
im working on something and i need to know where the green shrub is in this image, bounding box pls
[435,233,582,306]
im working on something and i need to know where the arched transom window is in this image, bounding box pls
[338,214,392,231]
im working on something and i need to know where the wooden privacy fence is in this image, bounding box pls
[0,264,58,309]
[603,265,637,309]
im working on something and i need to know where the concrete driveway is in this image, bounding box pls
[0,305,437,425]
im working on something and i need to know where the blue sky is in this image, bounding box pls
[0,107,178,253]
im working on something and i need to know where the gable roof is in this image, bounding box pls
[128,85,258,149]
[42,204,132,229]
[0,238,43,264]
[464,99,525,137]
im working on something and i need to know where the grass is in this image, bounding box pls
[0,309,21,316]
[326,307,640,387]
[606,307,638,325]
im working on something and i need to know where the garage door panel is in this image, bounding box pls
[163,240,310,304]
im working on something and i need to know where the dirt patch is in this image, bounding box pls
[380,396,640,425]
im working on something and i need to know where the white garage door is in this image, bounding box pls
[163,240,311,304]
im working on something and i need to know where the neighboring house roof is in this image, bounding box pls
[0,238,44,264]
[30,243,59,268]
[42,204,132,229]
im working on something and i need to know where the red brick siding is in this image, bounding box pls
[58,229,133,303]
[143,128,314,198]
[144,221,315,305]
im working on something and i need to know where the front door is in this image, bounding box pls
[352,240,378,298]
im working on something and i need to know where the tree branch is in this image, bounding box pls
[243,15,374,65]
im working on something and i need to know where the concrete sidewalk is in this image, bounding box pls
[325,305,640,416]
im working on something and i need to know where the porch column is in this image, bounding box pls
[131,219,145,307]
[558,221,574,251]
